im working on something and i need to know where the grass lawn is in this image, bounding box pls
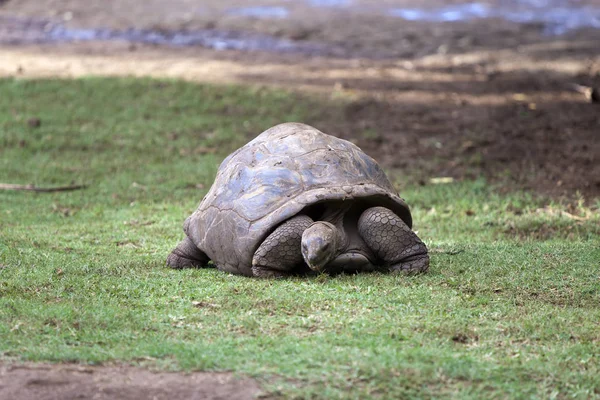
[1,77,599,399]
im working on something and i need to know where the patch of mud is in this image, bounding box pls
[388,1,600,35]
[0,16,334,56]
[0,363,263,400]
[3,0,600,59]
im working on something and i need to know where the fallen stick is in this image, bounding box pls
[568,83,600,103]
[0,183,87,192]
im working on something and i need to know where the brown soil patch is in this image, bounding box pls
[0,363,262,400]
[0,1,599,201]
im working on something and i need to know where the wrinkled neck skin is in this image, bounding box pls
[320,204,349,250]
[301,203,350,271]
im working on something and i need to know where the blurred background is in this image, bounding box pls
[1,0,599,199]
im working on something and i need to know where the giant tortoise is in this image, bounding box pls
[167,122,429,277]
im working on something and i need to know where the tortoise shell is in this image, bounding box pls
[184,122,412,276]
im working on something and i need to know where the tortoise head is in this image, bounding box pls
[301,221,340,272]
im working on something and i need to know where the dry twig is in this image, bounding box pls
[0,183,87,193]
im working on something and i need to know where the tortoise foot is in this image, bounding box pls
[389,253,430,274]
[167,237,210,269]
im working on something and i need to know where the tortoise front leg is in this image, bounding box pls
[167,236,210,269]
[358,207,429,273]
[252,215,313,278]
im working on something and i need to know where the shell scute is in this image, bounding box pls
[231,164,304,221]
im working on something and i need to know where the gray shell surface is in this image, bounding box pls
[185,122,412,276]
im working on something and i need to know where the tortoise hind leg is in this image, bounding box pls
[358,206,429,273]
[167,236,210,269]
[251,215,313,278]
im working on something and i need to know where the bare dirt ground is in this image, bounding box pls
[0,0,599,397]
[0,362,262,400]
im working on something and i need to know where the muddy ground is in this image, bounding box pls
[0,0,599,397]
[0,362,262,400]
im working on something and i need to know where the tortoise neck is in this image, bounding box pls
[319,202,351,251]
[320,201,351,224]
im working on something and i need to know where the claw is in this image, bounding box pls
[389,253,429,274]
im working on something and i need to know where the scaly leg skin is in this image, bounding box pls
[358,206,429,274]
[167,236,210,269]
[252,215,313,278]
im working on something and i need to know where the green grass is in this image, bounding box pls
[1,77,599,399]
